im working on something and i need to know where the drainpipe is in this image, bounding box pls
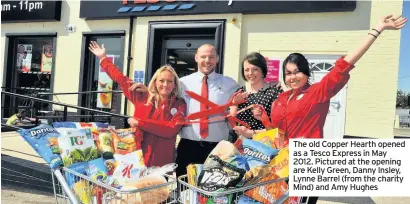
[123,17,134,123]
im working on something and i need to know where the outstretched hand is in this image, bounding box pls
[376,14,407,31]
[127,80,148,92]
[88,41,107,60]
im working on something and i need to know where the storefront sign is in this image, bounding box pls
[80,1,356,19]
[97,55,115,109]
[1,0,62,23]
[264,57,281,84]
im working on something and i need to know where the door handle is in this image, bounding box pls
[330,101,341,111]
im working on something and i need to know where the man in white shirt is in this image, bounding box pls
[127,44,245,176]
[175,44,241,176]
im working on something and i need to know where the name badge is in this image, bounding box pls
[170,108,177,115]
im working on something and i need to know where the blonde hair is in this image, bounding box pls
[146,65,181,108]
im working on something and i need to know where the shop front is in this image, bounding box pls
[1,0,62,118]
[2,0,403,138]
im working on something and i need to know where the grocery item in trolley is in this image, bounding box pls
[110,128,142,155]
[116,175,170,204]
[18,124,62,169]
[52,121,109,129]
[242,138,279,169]
[111,150,146,186]
[253,128,287,150]
[269,146,289,178]
[244,173,288,203]
[186,164,203,186]
[197,154,247,192]
[96,129,115,159]
[58,128,99,167]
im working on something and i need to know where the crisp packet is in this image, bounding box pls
[198,155,246,192]
[110,128,142,155]
[112,150,146,185]
[242,138,279,169]
[242,165,272,186]
[253,128,286,149]
[269,147,289,178]
[18,125,62,169]
[244,174,288,204]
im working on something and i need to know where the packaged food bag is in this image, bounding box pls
[65,162,88,190]
[242,165,272,186]
[86,158,108,183]
[105,159,117,176]
[253,128,287,149]
[207,140,240,161]
[110,128,142,155]
[187,164,203,186]
[197,194,234,204]
[114,175,170,204]
[244,174,288,204]
[73,180,93,204]
[198,154,246,192]
[269,147,289,178]
[237,195,262,204]
[18,125,62,169]
[111,150,146,185]
[58,128,99,166]
[242,138,279,169]
[52,122,77,128]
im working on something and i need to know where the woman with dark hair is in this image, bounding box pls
[252,14,406,204]
[253,14,406,139]
[230,52,283,139]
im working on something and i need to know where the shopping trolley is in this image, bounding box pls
[177,175,306,204]
[52,167,178,204]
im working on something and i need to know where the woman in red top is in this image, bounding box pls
[254,15,407,140]
[89,41,187,167]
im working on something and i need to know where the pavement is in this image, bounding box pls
[2,131,410,204]
[1,184,55,204]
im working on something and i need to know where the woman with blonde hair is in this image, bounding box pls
[89,41,187,167]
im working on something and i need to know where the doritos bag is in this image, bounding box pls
[242,138,279,169]
[18,125,62,169]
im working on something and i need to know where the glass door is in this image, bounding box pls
[161,36,214,78]
[80,35,125,123]
[2,35,56,118]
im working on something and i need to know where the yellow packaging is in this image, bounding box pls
[73,180,92,204]
[187,164,197,186]
[253,128,287,149]
[187,164,202,186]
[269,147,289,178]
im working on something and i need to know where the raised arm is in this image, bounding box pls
[314,14,406,102]
[89,41,147,104]
[345,14,406,64]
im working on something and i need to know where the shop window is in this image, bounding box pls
[78,33,125,125]
[2,35,56,118]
